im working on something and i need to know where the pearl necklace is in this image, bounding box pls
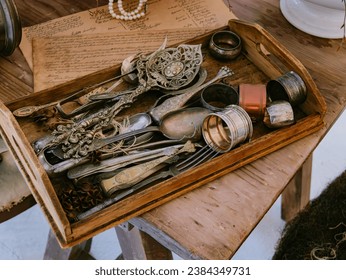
[108,0,147,20]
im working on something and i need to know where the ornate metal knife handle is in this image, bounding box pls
[67,143,184,179]
[150,66,234,123]
[100,140,196,195]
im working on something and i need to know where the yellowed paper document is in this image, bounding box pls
[32,28,212,91]
[21,0,236,91]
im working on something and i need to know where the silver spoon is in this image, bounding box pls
[88,107,210,152]
[13,72,134,118]
[150,66,234,123]
[43,106,209,173]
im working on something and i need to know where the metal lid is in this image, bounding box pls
[0,0,22,56]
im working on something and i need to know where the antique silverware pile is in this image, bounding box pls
[14,31,308,220]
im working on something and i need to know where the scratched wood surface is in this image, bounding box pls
[0,15,325,247]
[0,0,101,103]
[0,0,345,258]
[132,0,346,259]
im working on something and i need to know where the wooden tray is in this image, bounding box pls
[0,19,326,247]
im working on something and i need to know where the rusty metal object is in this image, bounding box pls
[263,100,295,128]
[0,0,21,56]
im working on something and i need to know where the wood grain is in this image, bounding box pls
[0,0,108,104]
[15,0,103,27]
[0,0,344,258]
[0,16,326,247]
[134,0,346,259]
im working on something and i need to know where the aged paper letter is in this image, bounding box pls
[22,0,236,91]
[32,28,211,91]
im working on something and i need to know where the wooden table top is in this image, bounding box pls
[1,0,345,259]
[135,0,345,259]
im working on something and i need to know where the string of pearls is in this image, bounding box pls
[108,0,148,20]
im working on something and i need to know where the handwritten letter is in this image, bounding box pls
[21,0,236,91]
[32,28,212,91]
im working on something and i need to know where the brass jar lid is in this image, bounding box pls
[0,0,21,56]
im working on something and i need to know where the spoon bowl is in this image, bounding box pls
[159,107,210,141]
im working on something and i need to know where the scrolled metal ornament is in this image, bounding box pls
[145,44,203,90]
[44,43,203,159]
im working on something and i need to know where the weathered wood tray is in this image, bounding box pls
[0,19,326,247]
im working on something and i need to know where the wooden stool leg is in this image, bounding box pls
[44,229,94,259]
[115,222,173,260]
[281,154,313,222]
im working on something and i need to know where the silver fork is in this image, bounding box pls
[76,144,218,221]
[139,144,219,184]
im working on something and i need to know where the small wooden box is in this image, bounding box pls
[0,19,326,247]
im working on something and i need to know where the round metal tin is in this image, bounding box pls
[267,71,307,106]
[239,83,267,122]
[209,30,242,60]
[201,83,238,112]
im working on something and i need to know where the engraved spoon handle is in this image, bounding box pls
[67,144,184,179]
[150,66,234,123]
[13,101,59,117]
[100,141,196,195]
[13,72,135,118]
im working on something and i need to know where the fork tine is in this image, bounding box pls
[175,145,218,172]
[175,145,208,168]
[77,144,218,220]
